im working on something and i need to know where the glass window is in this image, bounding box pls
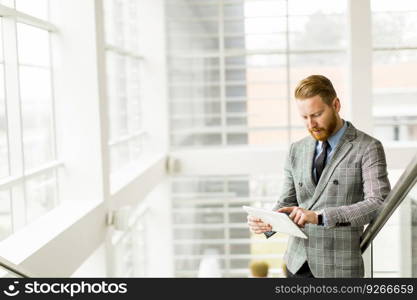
[19,66,54,170]
[370,172,417,278]
[104,0,145,174]
[0,24,9,179]
[0,1,14,8]
[15,0,49,20]
[17,23,50,66]
[288,0,345,15]
[25,170,57,223]
[372,0,417,142]
[111,206,150,277]
[167,0,348,148]
[171,174,287,277]
[0,7,59,240]
[0,191,12,240]
[17,23,55,171]
[104,0,140,52]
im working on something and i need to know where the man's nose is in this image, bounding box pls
[307,118,317,129]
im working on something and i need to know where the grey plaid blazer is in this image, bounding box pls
[272,121,391,277]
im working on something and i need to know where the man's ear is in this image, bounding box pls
[333,97,340,112]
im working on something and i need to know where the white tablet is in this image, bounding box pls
[243,206,308,239]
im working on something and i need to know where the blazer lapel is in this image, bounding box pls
[303,137,316,197]
[306,122,357,210]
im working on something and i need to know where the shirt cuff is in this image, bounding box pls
[323,214,328,226]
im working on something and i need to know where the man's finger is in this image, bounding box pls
[247,221,262,227]
[247,215,261,222]
[277,206,296,213]
[248,221,269,230]
[289,207,299,219]
[298,214,306,228]
[293,210,303,224]
[248,219,264,226]
[292,210,299,223]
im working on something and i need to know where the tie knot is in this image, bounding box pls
[322,141,330,151]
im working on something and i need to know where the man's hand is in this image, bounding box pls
[247,215,272,234]
[278,206,318,228]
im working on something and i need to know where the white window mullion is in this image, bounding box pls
[2,13,26,231]
[219,1,227,146]
[47,14,60,210]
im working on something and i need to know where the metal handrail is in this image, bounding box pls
[361,153,417,253]
[0,256,32,278]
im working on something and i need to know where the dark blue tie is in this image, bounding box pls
[315,141,330,184]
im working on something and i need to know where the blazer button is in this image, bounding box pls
[333,180,339,185]
[298,182,303,187]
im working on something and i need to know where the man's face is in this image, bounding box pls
[296,95,340,141]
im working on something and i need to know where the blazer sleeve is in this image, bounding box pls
[265,144,298,238]
[272,143,298,211]
[323,140,391,227]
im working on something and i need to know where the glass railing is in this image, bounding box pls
[361,153,417,277]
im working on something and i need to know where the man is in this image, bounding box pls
[247,75,391,278]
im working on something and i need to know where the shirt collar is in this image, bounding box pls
[318,119,347,150]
